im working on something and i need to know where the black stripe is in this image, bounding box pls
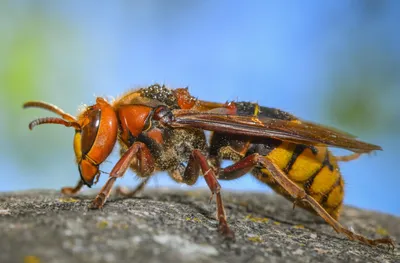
[127,129,137,145]
[308,145,319,155]
[329,200,343,214]
[319,177,341,206]
[324,152,334,171]
[246,138,282,157]
[304,150,329,193]
[283,145,307,174]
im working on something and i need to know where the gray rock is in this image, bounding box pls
[0,189,399,263]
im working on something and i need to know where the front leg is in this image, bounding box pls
[90,142,154,209]
[61,180,84,196]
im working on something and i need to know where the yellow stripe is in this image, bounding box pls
[325,180,344,208]
[261,142,296,176]
[311,193,322,203]
[288,147,326,182]
[310,166,340,195]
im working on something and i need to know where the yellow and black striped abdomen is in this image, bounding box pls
[253,141,344,219]
[221,102,345,219]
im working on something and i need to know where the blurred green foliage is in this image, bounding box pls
[0,3,84,185]
[2,18,47,114]
[326,53,399,135]
[324,7,400,136]
[0,6,49,166]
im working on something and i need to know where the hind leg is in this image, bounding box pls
[217,153,395,248]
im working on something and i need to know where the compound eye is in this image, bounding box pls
[81,109,101,155]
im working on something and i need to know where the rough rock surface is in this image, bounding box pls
[0,189,399,263]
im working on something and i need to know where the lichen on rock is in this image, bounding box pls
[0,189,399,263]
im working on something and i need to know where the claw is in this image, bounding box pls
[209,193,214,203]
[292,195,306,210]
[93,172,101,185]
[89,194,106,209]
[61,187,75,196]
[218,223,235,240]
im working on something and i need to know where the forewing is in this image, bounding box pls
[171,110,381,153]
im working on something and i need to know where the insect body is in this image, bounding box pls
[24,84,394,248]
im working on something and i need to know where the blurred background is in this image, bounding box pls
[1,1,399,216]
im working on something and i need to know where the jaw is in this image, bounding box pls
[78,159,99,187]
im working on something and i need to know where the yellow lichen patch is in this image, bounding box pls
[244,214,269,223]
[238,201,248,207]
[376,226,389,236]
[58,197,79,203]
[24,256,40,263]
[293,224,304,229]
[248,235,263,243]
[273,221,281,226]
[96,220,109,229]
[185,217,202,223]
[113,223,129,229]
[310,167,339,194]
[185,191,203,198]
[119,223,129,230]
[288,148,325,182]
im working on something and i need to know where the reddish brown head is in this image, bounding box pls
[23,97,118,187]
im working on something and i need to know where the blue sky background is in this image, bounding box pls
[1,1,399,216]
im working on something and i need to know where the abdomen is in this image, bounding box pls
[251,141,344,219]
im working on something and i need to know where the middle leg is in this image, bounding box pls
[169,149,234,238]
